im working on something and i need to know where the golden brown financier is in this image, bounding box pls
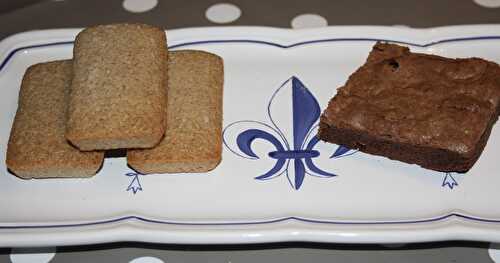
[6,61,104,179]
[127,50,224,174]
[66,23,168,151]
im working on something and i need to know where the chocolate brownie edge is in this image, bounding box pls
[318,114,482,172]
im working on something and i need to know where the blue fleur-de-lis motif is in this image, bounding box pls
[125,172,143,194]
[223,76,356,190]
[442,172,458,189]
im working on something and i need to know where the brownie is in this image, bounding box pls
[318,42,500,172]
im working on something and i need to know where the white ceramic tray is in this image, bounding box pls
[1,25,500,247]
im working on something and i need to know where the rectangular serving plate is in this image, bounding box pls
[1,25,500,246]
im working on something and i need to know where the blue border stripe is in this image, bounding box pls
[2,213,500,229]
[168,36,500,49]
[2,36,500,72]
[0,41,73,72]
[2,35,500,230]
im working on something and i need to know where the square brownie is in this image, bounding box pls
[318,42,500,172]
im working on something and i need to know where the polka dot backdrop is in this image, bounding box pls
[0,0,500,262]
[474,0,500,8]
[205,3,241,24]
[291,13,328,29]
[122,0,158,13]
[10,248,56,263]
[129,256,165,263]
[490,244,500,262]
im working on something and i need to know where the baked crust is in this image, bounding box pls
[319,42,500,172]
[6,60,104,179]
[127,50,224,174]
[66,23,168,150]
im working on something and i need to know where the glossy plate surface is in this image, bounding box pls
[1,26,500,246]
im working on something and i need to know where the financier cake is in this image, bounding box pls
[318,42,500,172]
[6,61,104,179]
[66,23,168,151]
[127,50,224,174]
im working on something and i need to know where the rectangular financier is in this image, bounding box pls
[127,50,224,174]
[6,61,104,179]
[66,23,167,151]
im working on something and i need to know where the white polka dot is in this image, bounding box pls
[381,243,406,248]
[129,256,165,263]
[291,14,328,29]
[489,243,500,262]
[205,3,242,24]
[474,0,500,8]
[10,247,56,263]
[122,0,158,13]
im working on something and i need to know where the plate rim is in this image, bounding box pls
[2,25,500,246]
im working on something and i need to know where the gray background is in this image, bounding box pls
[1,0,500,262]
[0,242,495,262]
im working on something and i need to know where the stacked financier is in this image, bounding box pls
[127,50,224,174]
[6,23,225,179]
[6,61,105,179]
[66,23,168,151]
